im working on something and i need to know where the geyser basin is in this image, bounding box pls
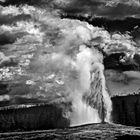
[1,123,140,140]
[1,4,140,129]
[1,94,140,132]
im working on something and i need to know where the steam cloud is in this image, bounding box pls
[31,19,113,125]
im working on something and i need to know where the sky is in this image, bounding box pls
[0,0,140,106]
[0,0,140,19]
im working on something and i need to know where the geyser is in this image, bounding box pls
[34,21,113,126]
[45,42,112,126]
[69,45,112,126]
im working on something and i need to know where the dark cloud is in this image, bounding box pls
[62,0,140,19]
[63,0,105,15]
[0,14,31,25]
[0,0,53,6]
[104,53,140,71]
[97,3,140,19]
[1,0,140,19]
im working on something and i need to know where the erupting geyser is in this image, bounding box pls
[43,22,112,126]
[70,44,112,126]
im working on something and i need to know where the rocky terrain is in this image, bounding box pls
[1,123,140,140]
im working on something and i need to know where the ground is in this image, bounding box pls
[0,123,140,140]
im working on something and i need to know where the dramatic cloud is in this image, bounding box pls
[106,0,140,7]
[98,3,140,19]
[1,0,140,19]
[0,4,139,109]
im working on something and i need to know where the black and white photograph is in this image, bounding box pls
[0,0,140,139]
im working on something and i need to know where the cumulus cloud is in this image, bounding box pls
[0,0,5,2]
[106,0,140,7]
[0,95,10,101]
[0,5,37,16]
[0,52,18,67]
